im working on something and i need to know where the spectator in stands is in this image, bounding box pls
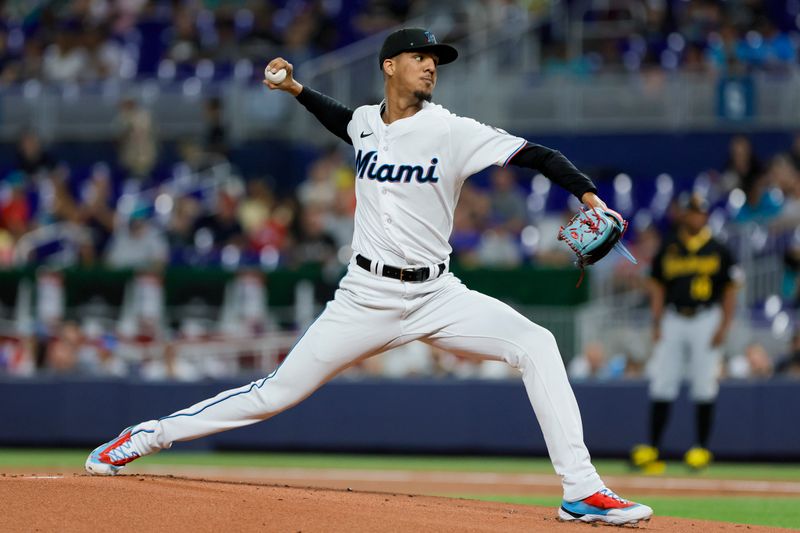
[721,135,761,195]
[353,1,410,36]
[790,133,800,171]
[568,341,626,381]
[204,97,229,160]
[76,321,127,377]
[208,13,240,65]
[784,236,800,307]
[375,341,436,378]
[768,154,800,231]
[682,43,710,74]
[48,169,82,226]
[165,5,201,70]
[165,196,200,254]
[15,129,56,177]
[530,208,575,267]
[45,320,82,374]
[117,98,158,180]
[488,167,527,233]
[450,182,489,266]
[106,210,168,269]
[0,171,31,241]
[611,225,662,294]
[324,184,356,253]
[249,198,295,260]
[679,0,722,48]
[736,18,797,72]
[0,37,42,83]
[192,190,246,251]
[42,23,89,82]
[240,4,282,60]
[541,42,593,77]
[238,179,274,240]
[290,205,337,267]
[0,225,13,265]
[475,227,523,267]
[84,24,126,80]
[734,170,783,224]
[307,0,341,53]
[727,342,774,379]
[79,165,116,257]
[0,27,17,83]
[139,341,203,382]
[298,146,350,210]
[775,331,800,377]
[706,24,745,74]
[175,139,216,176]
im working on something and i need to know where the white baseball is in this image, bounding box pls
[264,67,287,84]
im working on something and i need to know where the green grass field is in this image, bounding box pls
[3,450,799,529]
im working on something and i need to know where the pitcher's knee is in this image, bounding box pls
[253,380,306,415]
[509,326,562,370]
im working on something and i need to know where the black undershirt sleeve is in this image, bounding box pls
[508,142,597,201]
[295,86,355,145]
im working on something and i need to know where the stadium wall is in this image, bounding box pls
[2,378,798,460]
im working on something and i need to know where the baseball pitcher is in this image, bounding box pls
[86,28,652,526]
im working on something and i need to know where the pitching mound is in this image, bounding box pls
[1,474,788,532]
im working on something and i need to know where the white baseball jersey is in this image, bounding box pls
[112,95,608,503]
[345,101,527,265]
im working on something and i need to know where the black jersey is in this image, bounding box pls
[651,228,739,309]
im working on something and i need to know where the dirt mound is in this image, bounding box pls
[1,474,788,532]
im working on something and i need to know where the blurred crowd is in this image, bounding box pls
[567,332,800,383]
[4,102,800,279]
[542,0,800,75]
[2,0,800,381]
[0,96,355,272]
[0,0,798,86]
[2,117,800,380]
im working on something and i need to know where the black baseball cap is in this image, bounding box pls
[679,192,709,213]
[378,28,458,70]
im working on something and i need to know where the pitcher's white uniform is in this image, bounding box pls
[125,100,605,501]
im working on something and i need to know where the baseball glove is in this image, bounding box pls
[558,207,637,286]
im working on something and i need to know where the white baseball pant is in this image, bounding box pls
[649,306,723,402]
[131,259,604,501]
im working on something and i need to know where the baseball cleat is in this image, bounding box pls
[630,443,659,469]
[85,426,141,476]
[558,488,653,526]
[684,446,713,471]
[640,460,666,476]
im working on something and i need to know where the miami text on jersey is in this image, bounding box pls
[355,149,439,183]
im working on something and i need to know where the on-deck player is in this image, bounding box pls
[86,28,652,526]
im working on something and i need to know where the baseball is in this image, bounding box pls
[264,67,287,84]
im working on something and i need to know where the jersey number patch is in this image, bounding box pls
[690,275,712,301]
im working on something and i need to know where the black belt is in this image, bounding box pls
[670,305,710,317]
[356,254,444,282]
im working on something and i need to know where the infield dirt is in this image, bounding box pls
[2,474,793,532]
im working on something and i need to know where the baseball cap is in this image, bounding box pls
[679,192,709,213]
[378,28,458,70]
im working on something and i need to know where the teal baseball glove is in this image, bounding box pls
[557,207,637,285]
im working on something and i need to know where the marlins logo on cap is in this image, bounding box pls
[378,28,458,69]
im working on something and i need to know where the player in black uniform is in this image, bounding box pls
[632,193,742,472]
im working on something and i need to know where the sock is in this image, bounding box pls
[650,401,671,448]
[695,401,715,448]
